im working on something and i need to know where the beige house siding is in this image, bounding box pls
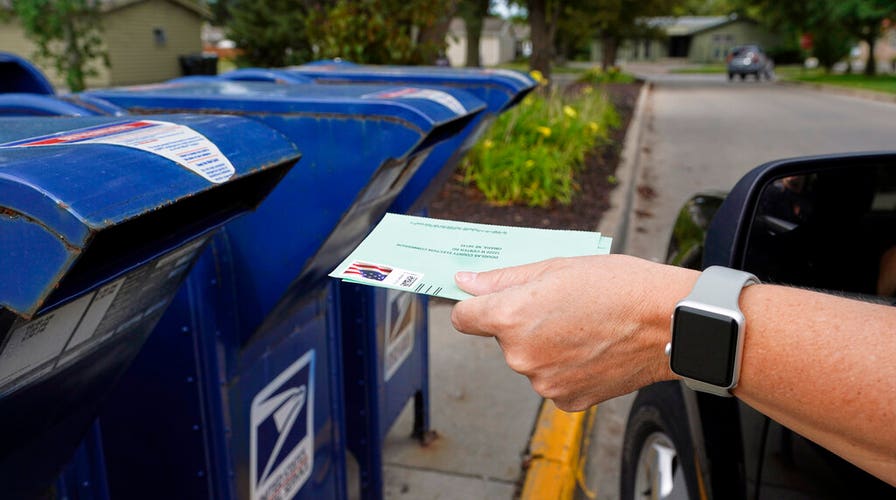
[689,21,780,63]
[447,17,518,67]
[0,0,204,91]
[0,20,86,90]
[103,0,203,86]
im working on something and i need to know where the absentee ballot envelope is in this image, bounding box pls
[329,213,612,301]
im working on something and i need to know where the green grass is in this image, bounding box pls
[497,61,590,74]
[669,64,727,74]
[790,73,896,94]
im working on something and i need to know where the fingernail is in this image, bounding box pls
[455,271,477,283]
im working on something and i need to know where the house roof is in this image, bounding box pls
[643,14,745,36]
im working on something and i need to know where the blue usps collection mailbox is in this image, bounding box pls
[81,80,484,499]
[187,62,536,498]
[283,62,535,498]
[0,114,299,498]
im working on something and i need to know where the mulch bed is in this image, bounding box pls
[426,81,642,230]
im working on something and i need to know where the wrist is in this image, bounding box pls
[639,261,700,385]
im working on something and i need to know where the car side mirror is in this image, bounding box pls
[704,152,896,298]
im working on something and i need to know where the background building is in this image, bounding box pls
[0,0,208,90]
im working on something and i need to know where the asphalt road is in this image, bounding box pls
[585,71,896,500]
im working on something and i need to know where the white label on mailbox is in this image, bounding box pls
[364,87,467,115]
[251,350,315,500]
[0,293,94,388]
[64,278,125,353]
[0,120,236,183]
[384,289,416,382]
[0,236,209,395]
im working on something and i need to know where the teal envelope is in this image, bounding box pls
[330,213,612,300]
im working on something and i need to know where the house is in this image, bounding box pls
[446,16,523,67]
[0,0,209,91]
[592,15,780,64]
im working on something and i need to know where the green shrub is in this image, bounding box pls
[461,85,620,207]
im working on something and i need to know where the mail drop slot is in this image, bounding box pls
[0,114,299,497]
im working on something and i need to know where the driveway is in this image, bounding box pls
[586,69,896,499]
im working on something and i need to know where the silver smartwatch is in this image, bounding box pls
[667,266,759,397]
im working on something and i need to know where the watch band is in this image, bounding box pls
[675,266,759,397]
[687,266,759,311]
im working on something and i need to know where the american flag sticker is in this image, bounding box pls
[340,261,422,289]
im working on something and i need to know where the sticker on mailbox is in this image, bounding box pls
[364,87,466,115]
[384,289,416,382]
[0,120,236,183]
[0,237,208,395]
[251,350,315,500]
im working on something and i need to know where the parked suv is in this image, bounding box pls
[620,153,896,499]
[727,45,773,81]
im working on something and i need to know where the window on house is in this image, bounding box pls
[153,27,167,47]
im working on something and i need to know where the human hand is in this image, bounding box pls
[450,255,695,411]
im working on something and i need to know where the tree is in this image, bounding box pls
[590,0,683,70]
[306,0,454,64]
[457,0,490,67]
[11,0,108,92]
[227,0,315,67]
[745,0,895,74]
[830,0,895,76]
[527,0,558,80]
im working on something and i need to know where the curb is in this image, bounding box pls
[600,80,653,246]
[520,401,597,500]
[518,81,652,499]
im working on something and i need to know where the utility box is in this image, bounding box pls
[0,114,300,498]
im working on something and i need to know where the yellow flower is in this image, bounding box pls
[563,105,577,118]
[536,126,551,138]
[483,139,494,149]
[522,95,535,106]
[587,121,600,133]
[524,159,535,168]
[529,70,544,83]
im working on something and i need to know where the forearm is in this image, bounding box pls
[730,284,896,484]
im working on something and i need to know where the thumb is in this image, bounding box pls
[455,259,557,296]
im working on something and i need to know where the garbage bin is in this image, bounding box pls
[179,52,219,76]
[80,80,485,499]
[0,113,300,498]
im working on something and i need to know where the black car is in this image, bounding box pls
[620,153,896,499]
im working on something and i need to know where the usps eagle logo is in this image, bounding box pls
[250,351,315,500]
[345,261,393,282]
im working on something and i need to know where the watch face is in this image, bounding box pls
[671,305,739,387]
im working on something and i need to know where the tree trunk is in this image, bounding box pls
[465,18,483,66]
[461,0,490,67]
[528,0,552,81]
[418,0,458,64]
[63,17,85,92]
[864,34,877,76]
[601,35,618,70]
